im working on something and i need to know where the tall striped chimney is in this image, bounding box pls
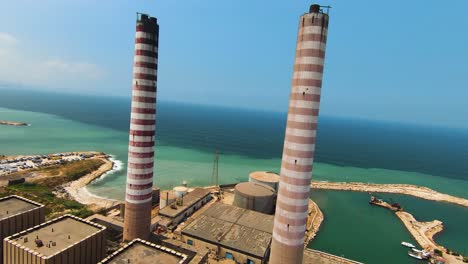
[270,4,329,264]
[123,13,159,241]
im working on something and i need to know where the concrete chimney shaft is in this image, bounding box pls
[123,13,159,241]
[269,5,330,264]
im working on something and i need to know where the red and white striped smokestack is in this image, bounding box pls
[269,4,329,264]
[123,13,159,241]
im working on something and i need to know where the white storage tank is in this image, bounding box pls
[233,182,276,214]
[160,191,176,209]
[249,171,280,192]
[173,186,188,198]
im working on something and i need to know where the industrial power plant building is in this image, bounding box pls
[0,195,45,263]
[3,214,106,264]
[249,171,280,192]
[233,182,276,214]
[158,188,211,229]
[99,238,192,264]
[181,203,274,264]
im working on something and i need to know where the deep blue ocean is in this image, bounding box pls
[1,88,467,263]
[1,88,468,181]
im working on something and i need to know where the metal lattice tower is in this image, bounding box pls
[211,150,219,187]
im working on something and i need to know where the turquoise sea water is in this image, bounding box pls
[310,190,468,263]
[1,89,467,263]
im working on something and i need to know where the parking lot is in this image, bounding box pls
[0,152,97,176]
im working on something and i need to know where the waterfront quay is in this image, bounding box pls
[368,195,465,263]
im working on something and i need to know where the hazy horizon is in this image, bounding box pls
[2,87,468,132]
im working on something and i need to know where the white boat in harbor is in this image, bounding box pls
[412,248,430,258]
[408,251,424,260]
[401,242,416,248]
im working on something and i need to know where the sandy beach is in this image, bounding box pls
[311,181,468,207]
[62,156,120,210]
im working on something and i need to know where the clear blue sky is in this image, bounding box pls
[0,1,467,128]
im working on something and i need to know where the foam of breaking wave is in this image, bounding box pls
[80,186,120,203]
[92,155,124,184]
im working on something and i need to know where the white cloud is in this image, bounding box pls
[0,32,105,90]
[0,32,18,46]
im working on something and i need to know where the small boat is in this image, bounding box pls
[412,248,428,254]
[408,251,423,260]
[401,242,416,248]
[411,249,430,258]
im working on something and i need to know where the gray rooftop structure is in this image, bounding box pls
[156,238,209,264]
[99,238,189,264]
[0,195,45,263]
[5,214,106,257]
[0,195,43,220]
[235,208,275,233]
[181,203,274,259]
[159,188,211,218]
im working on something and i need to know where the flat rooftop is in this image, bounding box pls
[249,171,280,183]
[235,182,275,196]
[159,188,211,218]
[182,203,274,259]
[156,238,208,264]
[0,195,42,220]
[7,215,105,257]
[99,239,188,264]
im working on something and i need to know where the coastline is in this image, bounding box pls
[395,211,443,250]
[10,151,463,258]
[62,156,120,210]
[5,149,465,261]
[79,177,468,246]
[393,212,468,263]
[369,198,465,263]
[304,198,324,246]
[0,151,121,210]
[311,181,468,207]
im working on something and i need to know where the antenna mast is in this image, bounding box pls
[211,150,219,188]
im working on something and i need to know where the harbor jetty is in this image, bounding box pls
[397,212,466,263]
[368,195,466,263]
[304,198,324,246]
[396,211,443,250]
[312,181,468,207]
